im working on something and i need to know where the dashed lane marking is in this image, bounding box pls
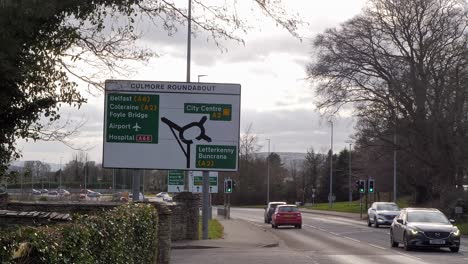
[368,243,386,250]
[395,251,422,261]
[344,236,361,243]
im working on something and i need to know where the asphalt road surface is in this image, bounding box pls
[230,207,468,264]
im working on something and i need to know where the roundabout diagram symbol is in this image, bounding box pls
[161,116,212,168]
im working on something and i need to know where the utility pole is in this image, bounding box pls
[59,157,63,189]
[329,121,333,208]
[349,143,352,203]
[267,139,271,204]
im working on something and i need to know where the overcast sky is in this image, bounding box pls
[16,0,366,165]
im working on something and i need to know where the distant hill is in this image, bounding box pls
[255,152,307,169]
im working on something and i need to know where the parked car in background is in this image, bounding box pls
[156,192,168,197]
[129,192,145,200]
[271,205,302,229]
[40,189,48,194]
[58,189,70,196]
[48,190,58,196]
[86,189,101,198]
[32,189,41,195]
[368,202,400,228]
[390,208,461,252]
[264,201,287,223]
[163,194,173,202]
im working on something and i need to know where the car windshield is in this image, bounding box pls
[278,206,298,212]
[376,204,399,211]
[407,211,449,224]
[270,203,284,209]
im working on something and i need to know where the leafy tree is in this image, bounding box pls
[0,0,304,176]
[307,0,468,203]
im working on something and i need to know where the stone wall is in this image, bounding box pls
[6,201,121,213]
[172,192,200,241]
[0,193,8,209]
[0,210,71,228]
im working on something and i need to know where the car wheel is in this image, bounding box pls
[374,217,379,228]
[297,224,302,229]
[403,233,412,251]
[390,231,398,248]
[367,218,372,227]
[271,223,275,228]
[450,246,460,253]
[264,218,268,224]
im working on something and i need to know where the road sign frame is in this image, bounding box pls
[102,80,241,171]
[167,170,185,193]
[188,171,218,193]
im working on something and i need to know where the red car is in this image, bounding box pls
[271,205,302,229]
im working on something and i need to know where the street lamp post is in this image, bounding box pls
[348,143,352,203]
[59,157,63,189]
[393,128,397,202]
[267,139,271,204]
[198,74,207,82]
[329,120,333,208]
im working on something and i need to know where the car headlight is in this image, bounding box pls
[453,228,460,236]
[409,228,420,235]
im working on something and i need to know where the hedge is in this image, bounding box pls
[0,203,158,264]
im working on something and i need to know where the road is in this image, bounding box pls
[230,207,468,264]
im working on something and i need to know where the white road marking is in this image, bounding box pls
[318,228,327,232]
[368,243,386,250]
[344,236,361,243]
[395,251,422,261]
[330,232,339,236]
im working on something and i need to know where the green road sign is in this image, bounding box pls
[184,103,232,121]
[106,93,159,144]
[168,170,185,185]
[195,145,237,169]
[193,176,218,186]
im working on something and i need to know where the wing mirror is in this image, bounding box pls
[450,219,456,224]
[396,219,404,224]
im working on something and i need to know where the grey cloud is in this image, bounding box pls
[241,108,356,153]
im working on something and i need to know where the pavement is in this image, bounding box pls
[171,216,279,250]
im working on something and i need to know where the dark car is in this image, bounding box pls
[271,205,302,229]
[264,201,286,223]
[368,202,400,227]
[390,208,461,252]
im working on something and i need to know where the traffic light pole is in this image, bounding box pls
[360,193,362,219]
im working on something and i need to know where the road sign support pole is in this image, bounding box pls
[132,169,141,202]
[202,171,209,240]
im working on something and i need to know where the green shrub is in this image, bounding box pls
[0,203,158,264]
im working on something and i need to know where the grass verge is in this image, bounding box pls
[198,218,224,239]
[455,222,468,236]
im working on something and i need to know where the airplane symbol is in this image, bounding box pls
[133,123,141,131]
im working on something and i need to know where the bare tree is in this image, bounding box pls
[307,0,468,203]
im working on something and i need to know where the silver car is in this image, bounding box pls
[368,202,400,228]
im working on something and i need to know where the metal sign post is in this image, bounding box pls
[202,171,209,239]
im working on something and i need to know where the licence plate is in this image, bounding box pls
[429,239,445,245]
[285,215,294,217]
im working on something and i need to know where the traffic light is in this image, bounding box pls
[368,179,375,193]
[355,180,360,192]
[225,179,233,193]
[359,180,365,194]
